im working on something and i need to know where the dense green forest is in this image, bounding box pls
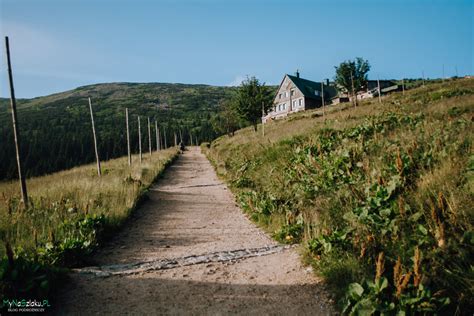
[0,82,238,180]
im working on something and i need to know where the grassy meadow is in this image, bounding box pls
[205,78,474,314]
[0,148,178,280]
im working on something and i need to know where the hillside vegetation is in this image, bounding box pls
[0,82,235,180]
[0,148,179,299]
[205,78,473,314]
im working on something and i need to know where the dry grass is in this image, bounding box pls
[0,148,179,258]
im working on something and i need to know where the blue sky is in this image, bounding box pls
[0,0,472,98]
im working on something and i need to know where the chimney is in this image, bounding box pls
[326,79,330,86]
[296,69,300,78]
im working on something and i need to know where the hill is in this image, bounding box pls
[0,82,236,179]
[204,78,474,313]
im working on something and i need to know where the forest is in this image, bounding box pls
[0,82,237,180]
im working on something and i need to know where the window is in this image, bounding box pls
[299,98,303,106]
[282,103,286,110]
[293,100,297,109]
[278,104,281,111]
[285,91,288,98]
[279,93,282,99]
[290,89,295,96]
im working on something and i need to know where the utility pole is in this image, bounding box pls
[138,116,142,163]
[5,36,28,206]
[88,98,101,177]
[147,117,152,157]
[321,81,325,116]
[155,120,160,151]
[350,70,356,107]
[377,77,382,104]
[126,108,131,166]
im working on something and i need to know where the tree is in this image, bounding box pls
[334,57,371,102]
[211,99,241,136]
[234,76,274,131]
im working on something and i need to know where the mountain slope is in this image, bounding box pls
[0,82,236,179]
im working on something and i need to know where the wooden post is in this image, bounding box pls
[422,70,425,87]
[126,108,131,166]
[147,117,152,157]
[155,120,160,151]
[350,70,356,107]
[138,116,142,163]
[174,132,177,147]
[190,131,193,146]
[402,79,405,95]
[377,77,382,104]
[321,81,325,116]
[5,36,28,206]
[261,101,265,137]
[88,97,101,177]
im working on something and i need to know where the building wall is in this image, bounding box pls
[268,75,306,118]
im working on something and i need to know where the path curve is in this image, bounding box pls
[57,147,334,315]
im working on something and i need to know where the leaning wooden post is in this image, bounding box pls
[377,77,382,104]
[88,97,101,177]
[174,132,177,147]
[5,36,28,206]
[138,116,142,163]
[147,117,152,158]
[126,108,131,166]
[155,120,160,151]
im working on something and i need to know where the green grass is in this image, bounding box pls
[1,148,179,302]
[204,78,474,314]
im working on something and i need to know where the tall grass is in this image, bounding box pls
[0,148,179,260]
[205,78,474,313]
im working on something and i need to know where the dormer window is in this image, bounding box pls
[290,89,295,96]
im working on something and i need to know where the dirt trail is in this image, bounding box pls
[58,147,334,315]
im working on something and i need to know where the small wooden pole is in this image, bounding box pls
[321,81,325,116]
[126,108,131,166]
[138,116,142,163]
[350,70,356,107]
[190,131,193,146]
[174,132,177,147]
[5,36,28,206]
[88,97,101,177]
[155,120,160,151]
[402,79,405,95]
[422,70,425,87]
[261,101,265,137]
[377,77,382,104]
[147,117,152,157]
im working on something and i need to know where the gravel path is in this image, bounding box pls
[57,147,334,315]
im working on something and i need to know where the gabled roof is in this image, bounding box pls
[286,74,338,100]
